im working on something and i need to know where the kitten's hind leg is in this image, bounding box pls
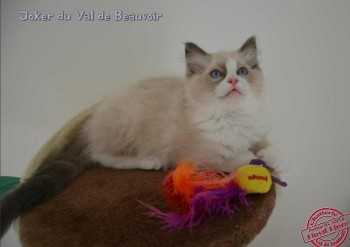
[91,153,164,170]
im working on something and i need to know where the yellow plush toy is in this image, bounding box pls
[234,165,272,194]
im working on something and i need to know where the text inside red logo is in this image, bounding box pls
[248,174,268,181]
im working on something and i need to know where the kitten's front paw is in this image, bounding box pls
[231,151,258,169]
[256,147,279,171]
[141,158,163,170]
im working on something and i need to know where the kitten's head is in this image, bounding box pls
[185,37,264,108]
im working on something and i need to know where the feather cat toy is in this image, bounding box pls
[141,159,287,230]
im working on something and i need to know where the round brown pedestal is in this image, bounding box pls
[19,167,276,247]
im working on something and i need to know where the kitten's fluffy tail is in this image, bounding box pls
[0,139,94,238]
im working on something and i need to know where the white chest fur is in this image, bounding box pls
[191,101,267,160]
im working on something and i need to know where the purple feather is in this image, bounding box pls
[141,181,250,230]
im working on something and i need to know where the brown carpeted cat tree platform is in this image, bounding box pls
[17,105,276,247]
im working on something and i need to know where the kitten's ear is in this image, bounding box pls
[239,36,259,69]
[185,42,211,77]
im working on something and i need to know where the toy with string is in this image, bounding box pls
[141,159,287,230]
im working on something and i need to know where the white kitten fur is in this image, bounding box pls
[81,37,277,173]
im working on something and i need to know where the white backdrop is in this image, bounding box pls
[2,1,350,246]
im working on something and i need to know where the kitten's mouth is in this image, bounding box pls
[227,88,241,96]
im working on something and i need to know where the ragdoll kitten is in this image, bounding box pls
[0,37,276,237]
[83,37,275,172]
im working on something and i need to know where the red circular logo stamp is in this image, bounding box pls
[301,208,350,247]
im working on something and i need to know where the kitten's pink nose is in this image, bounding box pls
[228,76,238,85]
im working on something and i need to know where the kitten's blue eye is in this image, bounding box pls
[210,70,222,78]
[237,67,249,76]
